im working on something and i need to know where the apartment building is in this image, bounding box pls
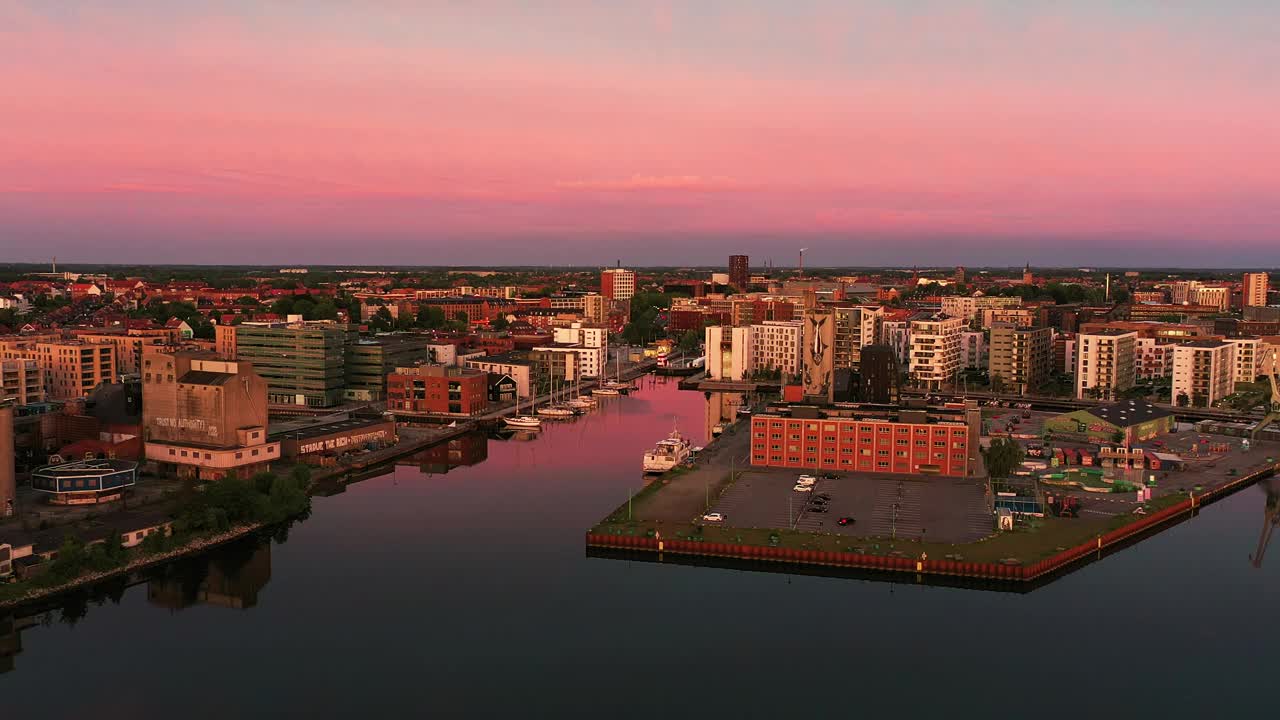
[1135,338,1175,380]
[1243,272,1270,308]
[831,305,884,369]
[34,341,116,401]
[1075,329,1137,400]
[1193,285,1231,312]
[750,320,803,379]
[909,315,964,390]
[1224,337,1265,384]
[600,268,636,301]
[705,325,753,381]
[545,322,608,378]
[0,359,44,405]
[1172,340,1235,408]
[988,325,1051,395]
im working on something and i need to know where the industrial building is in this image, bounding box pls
[1044,399,1175,444]
[142,351,279,481]
[749,403,977,477]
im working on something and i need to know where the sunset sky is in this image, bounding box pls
[2,1,1277,266]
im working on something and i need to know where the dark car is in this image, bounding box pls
[815,493,832,501]
[837,516,855,526]
[808,506,829,513]
[809,498,828,505]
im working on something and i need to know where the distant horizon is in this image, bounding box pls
[4,3,1278,265]
[3,260,1275,274]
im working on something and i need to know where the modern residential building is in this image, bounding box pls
[988,325,1052,395]
[73,327,178,375]
[1193,285,1231,312]
[729,255,750,290]
[0,359,44,405]
[600,267,636,301]
[960,331,987,370]
[1075,329,1138,400]
[217,322,357,407]
[465,350,576,398]
[750,320,803,380]
[1224,337,1267,384]
[940,295,1021,324]
[546,322,608,378]
[980,307,1036,329]
[1243,272,1270,308]
[387,365,491,416]
[881,320,912,366]
[141,351,278,481]
[749,404,977,477]
[32,341,116,401]
[1172,339,1235,408]
[705,325,752,381]
[908,315,964,390]
[831,305,884,370]
[1135,338,1176,380]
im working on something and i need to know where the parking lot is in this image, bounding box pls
[706,468,992,543]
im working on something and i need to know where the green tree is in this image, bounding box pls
[416,306,447,329]
[983,437,1025,479]
[454,310,470,325]
[491,314,510,331]
[677,330,701,353]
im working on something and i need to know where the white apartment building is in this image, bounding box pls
[940,295,1022,324]
[1170,280,1200,305]
[546,322,608,378]
[750,320,803,379]
[909,315,964,390]
[705,325,753,381]
[1172,340,1235,408]
[1135,338,1175,380]
[1075,329,1137,400]
[1193,285,1230,312]
[1243,272,1269,308]
[1225,337,1263,384]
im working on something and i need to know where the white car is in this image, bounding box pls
[702,512,725,522]
[798,474,817,484]
[793,484,813,493]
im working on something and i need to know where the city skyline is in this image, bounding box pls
[3,2,1279,265]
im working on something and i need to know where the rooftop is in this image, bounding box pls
[1086,399,1174,427]
[269,415,391,442]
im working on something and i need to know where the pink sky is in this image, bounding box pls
[1,1,1278,265]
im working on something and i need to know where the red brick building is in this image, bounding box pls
[387,366,490,416]
[750,408,974,477]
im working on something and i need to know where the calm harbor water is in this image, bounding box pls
[2,377,1275,717]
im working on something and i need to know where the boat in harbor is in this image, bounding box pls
[503,394,542,429]
[642,427,692,473]
[591,386,620,397]
[536,404,575,418]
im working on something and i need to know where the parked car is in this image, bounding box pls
[837,516,855,526]
[792,484,813,493]
[797,474,817,484]
[702,512,725,522]
[808,506,828,513]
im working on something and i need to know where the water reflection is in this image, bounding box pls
[147,540,272,611]
[1252,478,1279,569]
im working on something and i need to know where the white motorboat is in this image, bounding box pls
[642,428,692,473]
[591,386,620,396]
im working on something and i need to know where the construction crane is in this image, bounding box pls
[1250,348,1280,441]
[1251,480,1279,569]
